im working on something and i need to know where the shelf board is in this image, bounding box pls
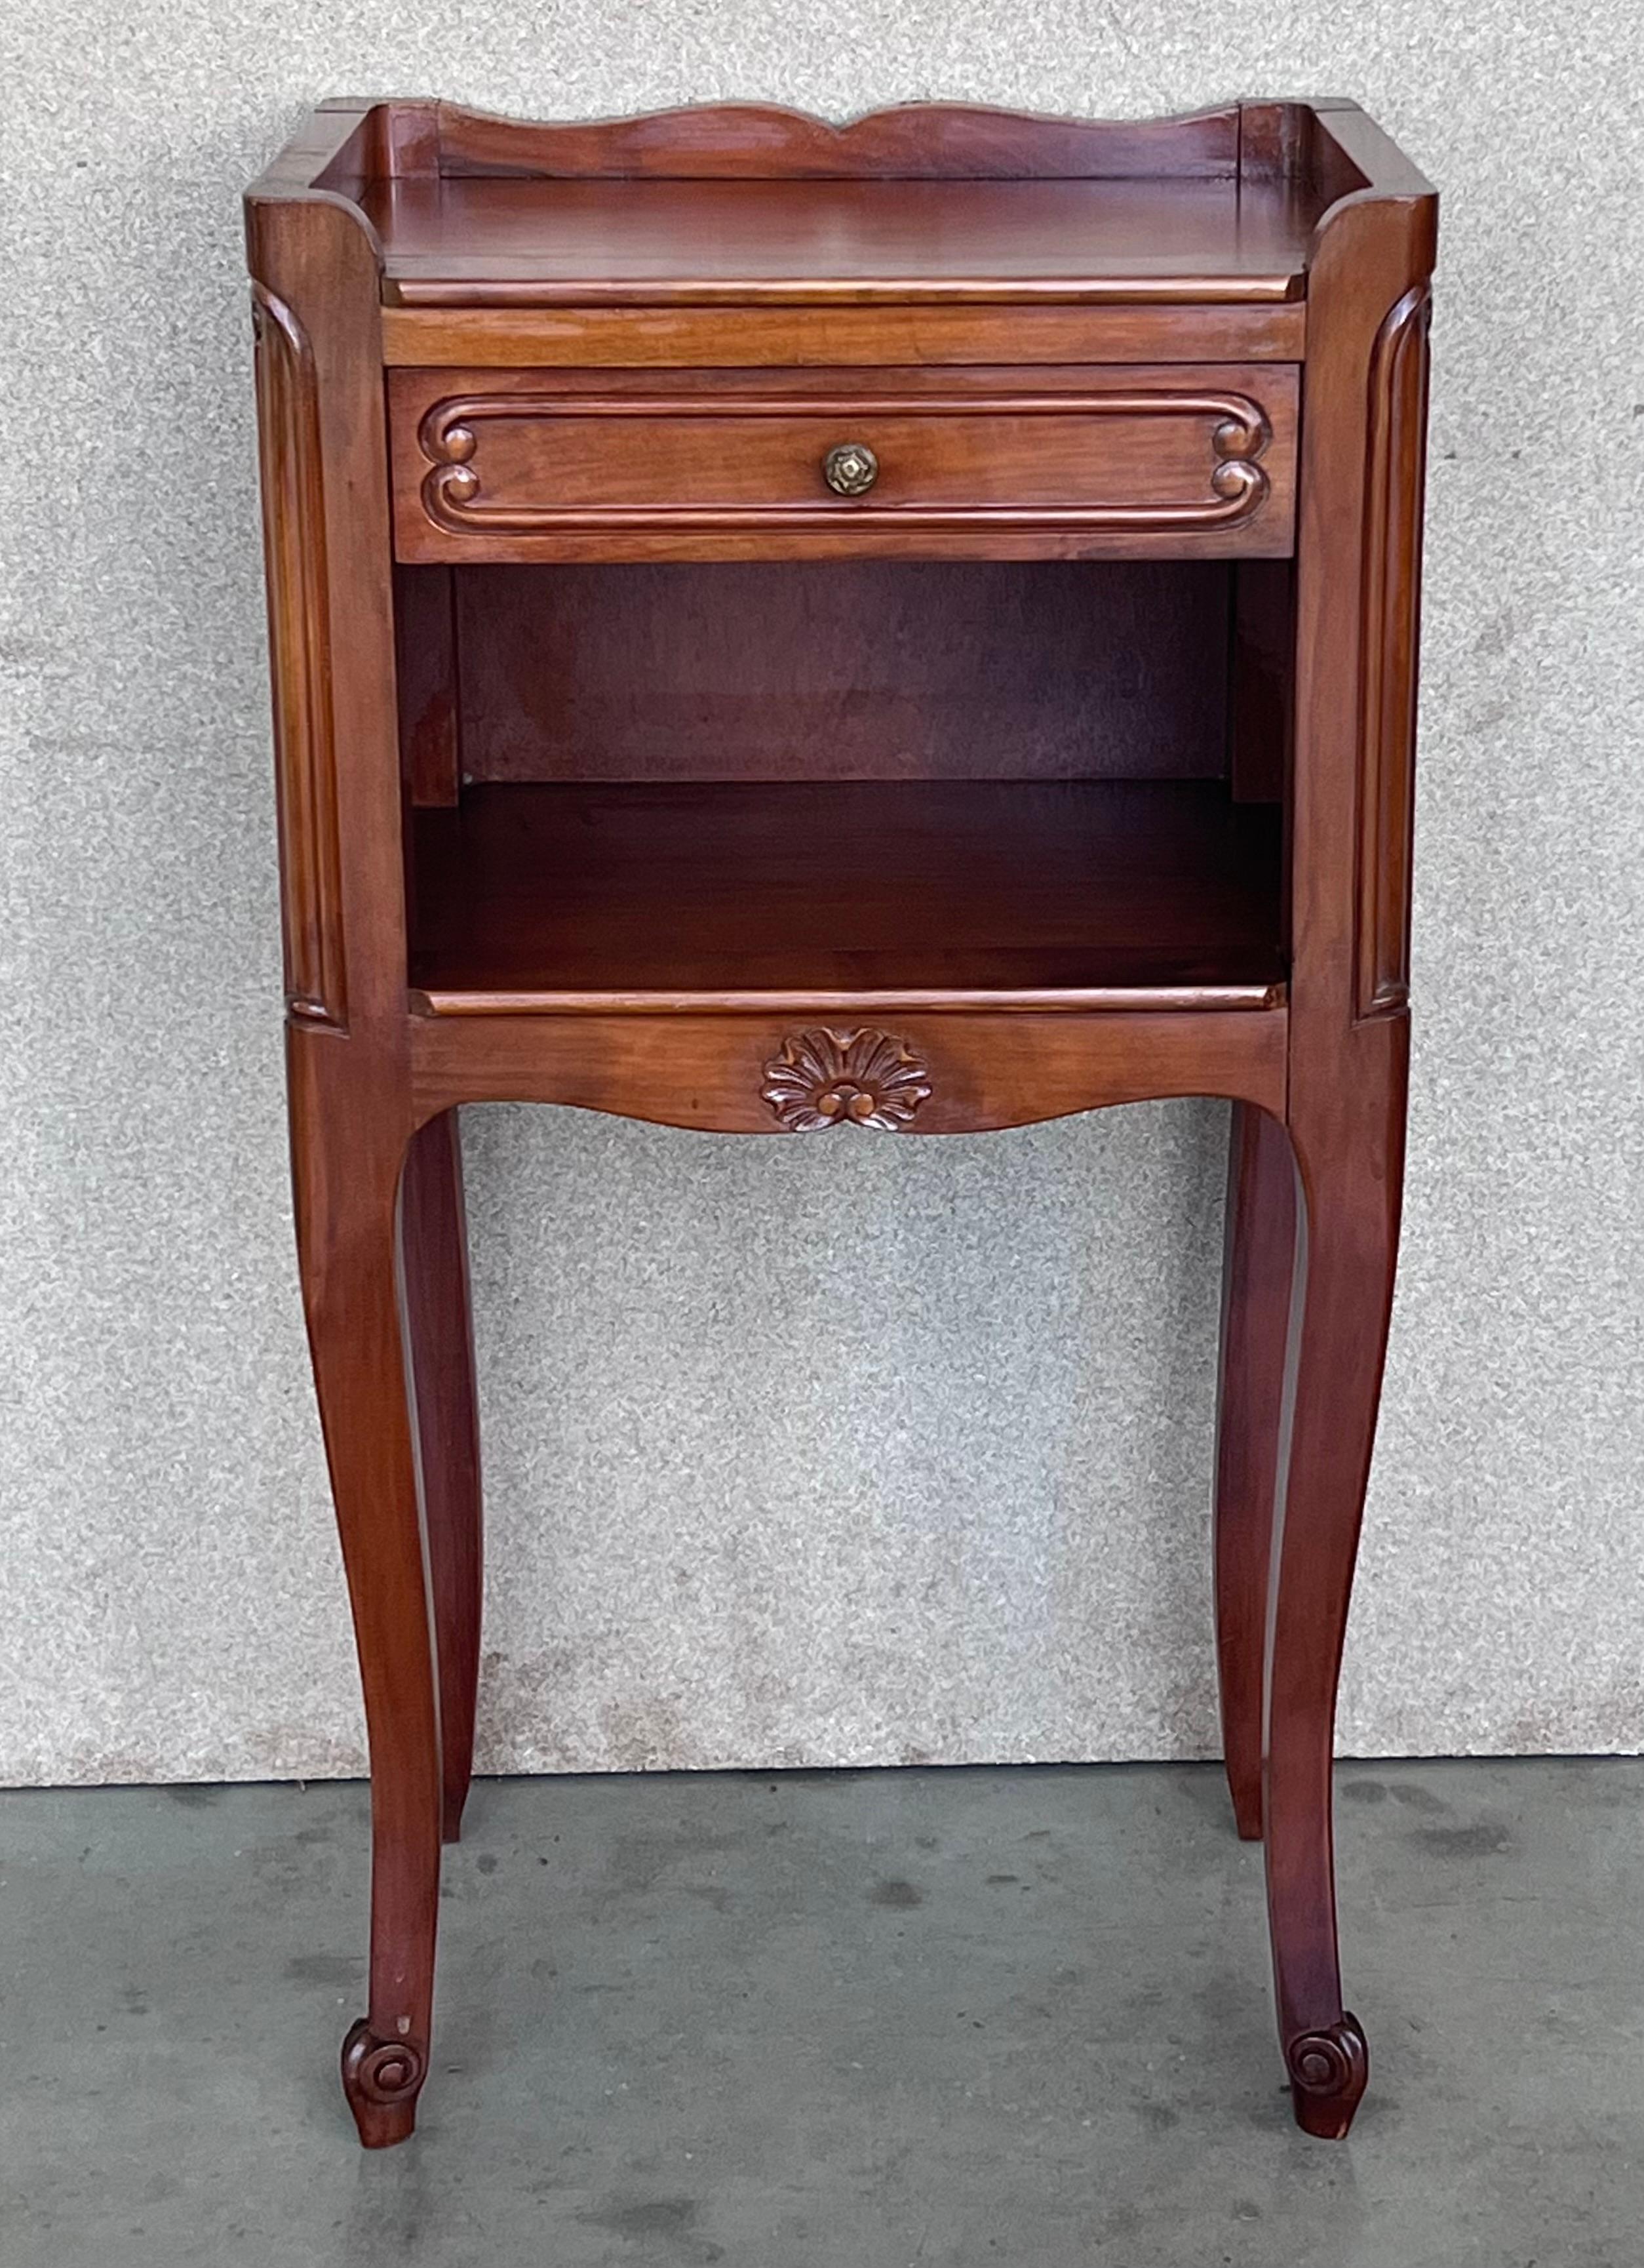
[408,780,1285,1014]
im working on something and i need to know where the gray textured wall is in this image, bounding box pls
[3,6,1641,1785]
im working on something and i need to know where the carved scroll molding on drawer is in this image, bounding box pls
[251,283,348,1031]
[405,387,1286,549]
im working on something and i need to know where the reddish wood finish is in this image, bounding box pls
[380,301,1308,370]
[248,160,440,2155]
[393,565,460,806]
[367,176,1324,307]
[1258,156,1433,2138]
[246,95,1435,2148]
[387,365,1297,565]
[419,98,1249,182]
[252,282,348,1027]
[409,782,1285,1003]
[1354,285,1431,1016]
[289,1025,436,2150]
[450,561,1232,786]
[1229,560,1294,806]
[1213,1101,1297,1841]
[400,1109,483,1842]
[350,101,1337,309]
[409,1006,1288,1135]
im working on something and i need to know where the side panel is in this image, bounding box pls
[252,281,349,1028]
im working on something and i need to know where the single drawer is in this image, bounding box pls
[388,366,1298,563]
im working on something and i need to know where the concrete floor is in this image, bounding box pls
[2,1761,1641,2267]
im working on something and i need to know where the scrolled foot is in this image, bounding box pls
[1285,2014,1369,2139]
[342,2016,427,2148]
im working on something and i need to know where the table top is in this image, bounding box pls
[247,97,1432,317]
[362,174,1329,307]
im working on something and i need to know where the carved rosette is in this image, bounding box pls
[762,1028,932,1131]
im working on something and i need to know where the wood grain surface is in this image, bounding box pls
[407,781,1285,1005]
[246,93,1434,2149]
[389,365,1297,563]
[449,559,1233,786]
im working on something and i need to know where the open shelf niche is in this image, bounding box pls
[397,557,1292,1012]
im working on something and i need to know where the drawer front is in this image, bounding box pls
[389,367,1297,563]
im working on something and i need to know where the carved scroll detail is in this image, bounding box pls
[252,283,347,1029]
[1354,284,1431,1020]
[762,1029,932,1130]
[415,390,1274,541]
[342,2017,426,2106]
[1285,2014,1369,2138]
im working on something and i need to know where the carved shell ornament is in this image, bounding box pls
[761,1028,932,1131]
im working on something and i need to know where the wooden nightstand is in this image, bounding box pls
[246,96,1435,2147]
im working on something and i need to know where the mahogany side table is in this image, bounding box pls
[245,96,1435,2146]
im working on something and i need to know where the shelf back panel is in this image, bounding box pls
[444,559,1232,786]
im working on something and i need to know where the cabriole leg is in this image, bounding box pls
[1213,1101,1297,1841]
[1262,1031,1406,2138]
[401,1107,484,1844]
[290,1033,442,2147]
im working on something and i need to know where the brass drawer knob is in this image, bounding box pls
[822,441,879,497]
